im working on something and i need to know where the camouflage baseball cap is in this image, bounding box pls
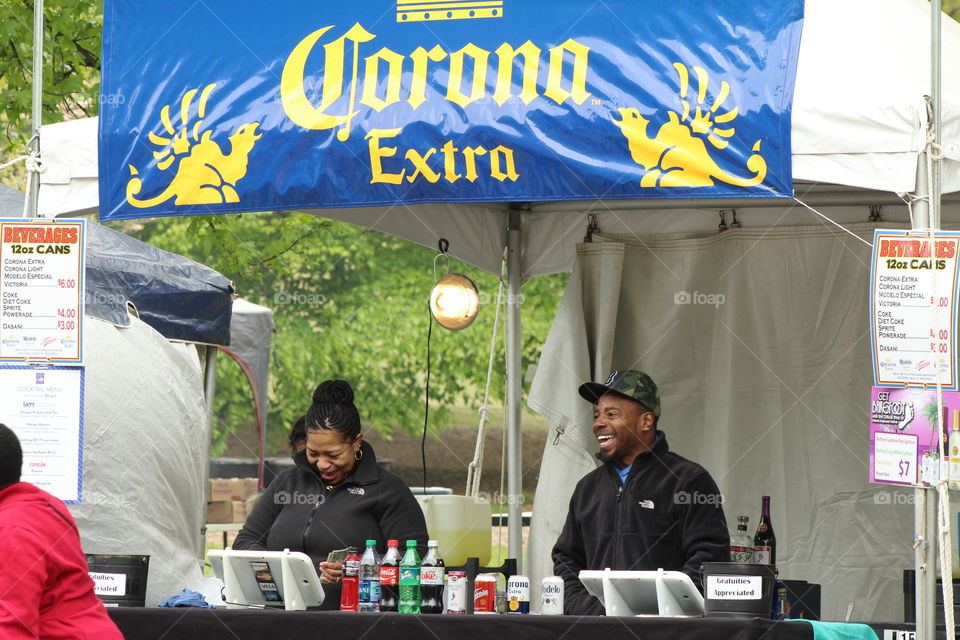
[578,369,660,417]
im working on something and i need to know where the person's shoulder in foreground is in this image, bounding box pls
[0,423,124,640]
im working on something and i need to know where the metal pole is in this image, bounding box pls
[506,210,523,569]
[200,346,218,558]
[915,492,928,639]
[27,0,43,218]
[912,146,937,640]
[931,0,942,232]
[922,5,944,640]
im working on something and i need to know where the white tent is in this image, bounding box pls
[29,0,960,622]
[35,0,960,274]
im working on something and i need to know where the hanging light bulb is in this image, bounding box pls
[430,273,480,330]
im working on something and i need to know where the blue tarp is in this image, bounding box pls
[85,222,234,345]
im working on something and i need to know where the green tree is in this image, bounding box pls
[115,212,567,455]
[0,1,101,185]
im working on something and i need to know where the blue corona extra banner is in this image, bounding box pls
[99,1,804,220]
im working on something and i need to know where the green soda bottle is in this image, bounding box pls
[398,539,421,614]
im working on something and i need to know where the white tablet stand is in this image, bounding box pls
[578,568,705,617]
[207,548,325,611]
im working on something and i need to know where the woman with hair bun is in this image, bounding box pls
[234,380,428,609]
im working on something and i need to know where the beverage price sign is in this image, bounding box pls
[870,230,960,389]
[0,219,86,364]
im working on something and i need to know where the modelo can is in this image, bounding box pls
[506,575,530,614]
[541,576,564,615]
[473,573,498,614]
[446,571,467,614]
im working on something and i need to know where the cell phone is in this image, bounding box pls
[326,548,350,564]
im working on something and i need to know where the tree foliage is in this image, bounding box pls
[0,1,101,151]
[113,213,567,455]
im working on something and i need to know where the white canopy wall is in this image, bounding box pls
[526,224,926,621]
[71,315,209,605]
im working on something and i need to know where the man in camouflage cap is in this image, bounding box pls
[552,369,730,615]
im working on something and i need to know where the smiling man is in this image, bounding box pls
[551,370,730,615]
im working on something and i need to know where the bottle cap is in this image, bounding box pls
[428,539,438,546]
[406,539,417,546]
[365,539,376,546]
[387,539,399,546]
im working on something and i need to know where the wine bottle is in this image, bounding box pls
[949,409,960,489]
[753,495,776,565]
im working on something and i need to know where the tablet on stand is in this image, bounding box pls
[207,548,325,611]
[578,568,704,617]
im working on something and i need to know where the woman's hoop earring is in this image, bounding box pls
[355,449,363,461]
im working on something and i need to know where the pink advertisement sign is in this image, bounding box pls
[869,386,959,486]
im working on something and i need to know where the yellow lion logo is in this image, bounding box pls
[612,63,767,189]
[125,84,262,208]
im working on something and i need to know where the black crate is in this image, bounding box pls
[903,569,960,623]
[85,554,149,607]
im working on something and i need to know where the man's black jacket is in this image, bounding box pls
[552,432,730,615]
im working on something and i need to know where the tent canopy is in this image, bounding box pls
[32,0,960,277]
[85,222,235,345]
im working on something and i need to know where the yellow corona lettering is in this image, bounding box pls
[489,145,520,182]
[441,140,461,183]
[366,128,406,184]
[447,43,490,108]
[544,38,591,105]
[462,146,487,182]
[361,47,406,112]
[405,148,440,183]
[365,129,517,185]
[281,23,375,140]
[409,46,447,109]
[493,41,542,106]
[282,24,593,141]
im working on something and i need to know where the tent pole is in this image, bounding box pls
[200,346,218,559]
[916,4,944,640]
[931,0,942,232]
[912,139,936,640]
[912,4,943,637]
[506,209,523,569]
[27,0,42,218]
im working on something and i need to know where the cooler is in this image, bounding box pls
[416,494,490,565]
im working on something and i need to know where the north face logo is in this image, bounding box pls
[347,487,365,495]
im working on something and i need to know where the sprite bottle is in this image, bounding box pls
[398,539,421,614]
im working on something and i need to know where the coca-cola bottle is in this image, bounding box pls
[340,547,361,611]
[379,539,401,613]
[419,539,445,614]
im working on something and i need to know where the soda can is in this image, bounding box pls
[540,576,564,615]
[473,574,498,614]
[506,575,530,614]
[446,571,467,614]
